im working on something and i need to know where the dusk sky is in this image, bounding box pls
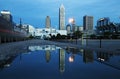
[0,0,120,29]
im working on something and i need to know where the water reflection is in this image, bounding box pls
[0,46,29,70]
[45,50,51,63]
[0,55,16,70]
[29,45,66,73]
[69,55,74,63]
[0,45,120,79]
[65,46,120,70]
[59,49,65,73]
[83,50,94,63]
[28,45,60,51]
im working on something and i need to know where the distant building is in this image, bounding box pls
[34,28,67,39]
[0,10,12,22]
[97,17,110,27]
[45,16,51,28]
[96,17,120,35]
[83,15,93,31]
[66,24,71,34]
[75,26,78,32]
[0,10,13,30]
[59,4,65,30]
[78,26,83,31]
[25,24,35,36]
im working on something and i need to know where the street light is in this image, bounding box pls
[68,18,74,43]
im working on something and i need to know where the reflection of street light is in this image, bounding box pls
[69,55,74,63]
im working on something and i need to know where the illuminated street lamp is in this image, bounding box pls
[69,18,74,24]
[68,18,74,43]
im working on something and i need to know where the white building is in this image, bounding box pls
[78,26,83,31]
[20,24,67,39]
[35,28,67,39]
[22,24,35,36]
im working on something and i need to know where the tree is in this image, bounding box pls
[29,34,34,39]
[90,34,96,39]
[73,31,82,39]
[56,33,61,39]
[103,31,111,39]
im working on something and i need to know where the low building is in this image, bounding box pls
[22,24,35,37]
[34,28,67,39]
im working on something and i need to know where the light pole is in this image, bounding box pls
[68,18,74,43]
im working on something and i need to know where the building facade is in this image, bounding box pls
[83,15,93,31]
[96,17,120,35]
[1,10,12,22]
[66,24,71,34]
[59,4,65,30]
[22,24,35,36]
[34,28,67,39]
[97,17,110,27]
[45,16,51,28]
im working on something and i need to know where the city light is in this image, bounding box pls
[1,10,11,14]
[69,18,74,24]
[69,56,74,63]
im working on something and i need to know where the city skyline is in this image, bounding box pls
[0,0,120,29]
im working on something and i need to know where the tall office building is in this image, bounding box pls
[83,15,93,31]
[45,16,51,28]
[59,4,65,30]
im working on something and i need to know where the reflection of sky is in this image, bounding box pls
[0,0,120,28]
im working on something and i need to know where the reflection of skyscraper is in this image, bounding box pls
[59,49,65,73]
[45,16,51,28]
[59,4,65,30]
[83,50,94,63]
[45,50,51,63]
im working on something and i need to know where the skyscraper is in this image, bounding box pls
[83,15,93,31]
[45,16,51,28]
[59,4,65,30]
